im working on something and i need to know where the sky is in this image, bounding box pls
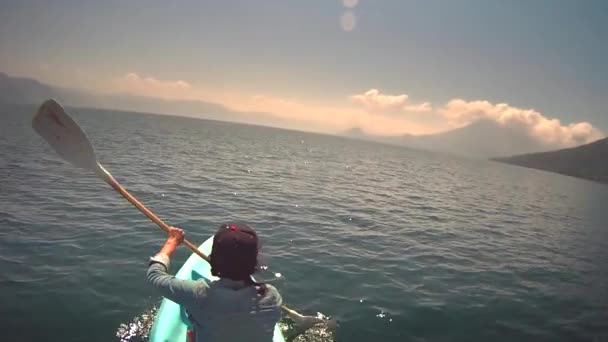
[1,0,607,146]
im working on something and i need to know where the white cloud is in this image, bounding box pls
[102,73,603,149]
[351,89,432,112]
[440,99,604,147]
[340,11,357,32]
[343,0,359,9]
[122,72,190,90]
[242,94,436,135]
[405,102,433,113]
[351,89,408,109]
[110,72,194,100]
[350,89,603,147]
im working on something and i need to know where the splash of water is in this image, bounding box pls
[281,312,337,342]
[116,305,336,342]
[116,306,158,342]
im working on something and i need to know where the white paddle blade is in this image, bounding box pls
[284,308,325,331]
[32,99,97,170]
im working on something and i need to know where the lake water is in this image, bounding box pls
[1,103,607,341]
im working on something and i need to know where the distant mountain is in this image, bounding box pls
[0,72,61,104]
[345,120,552,158]
[344,127,368,139]
[492,138,608,183]
[2,72,598,160]
[60,91,286,127]
[401,120,551,157]
[0,72,287,127]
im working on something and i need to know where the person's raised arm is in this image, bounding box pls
[147,226,203,305]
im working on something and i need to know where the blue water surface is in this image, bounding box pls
[1,103,607,341]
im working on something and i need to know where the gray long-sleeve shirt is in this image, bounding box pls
[147,260,282,342]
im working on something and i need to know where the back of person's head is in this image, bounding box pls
[210,223,259,282]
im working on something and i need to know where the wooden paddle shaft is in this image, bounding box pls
[95,163,211,263]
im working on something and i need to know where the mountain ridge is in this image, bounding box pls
[344,120,553,158]
[491,137,608,183]
[0,72,294,128]
[1,71,601,159]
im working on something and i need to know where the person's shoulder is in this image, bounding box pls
[261,284,282,307]
[192,278,211,297]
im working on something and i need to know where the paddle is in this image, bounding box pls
[32,99,330,332]
[32,99,210,263]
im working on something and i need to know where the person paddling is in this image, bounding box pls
[33,99,329,341]
[147,224,283,342]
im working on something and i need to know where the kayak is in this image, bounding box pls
[148,236,286,342]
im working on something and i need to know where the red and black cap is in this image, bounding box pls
[210,223,259,281]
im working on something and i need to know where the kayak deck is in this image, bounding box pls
[148,236,285,342]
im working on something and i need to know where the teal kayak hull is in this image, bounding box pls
[148,236,286,342]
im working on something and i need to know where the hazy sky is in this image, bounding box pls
[1,0,606,143]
